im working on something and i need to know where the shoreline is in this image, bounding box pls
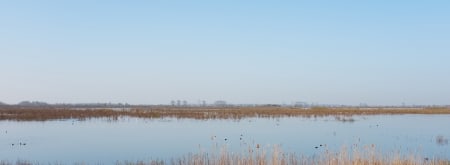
[1,106,450,121]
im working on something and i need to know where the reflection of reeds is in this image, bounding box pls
[334,116,356,123]
[1,107,450,121]
[436,136,449,146]
[0,160,32,165]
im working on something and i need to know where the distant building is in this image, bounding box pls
[214,100,227,107]
[359,103,368,107]
[18,101,49,106]
[202,100,206,107]
[294,102,308,107]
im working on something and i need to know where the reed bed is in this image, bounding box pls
[1,107,450,121]
[116,144,449,165]
[3,145,447,165]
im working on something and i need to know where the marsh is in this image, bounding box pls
[1,114,449,164]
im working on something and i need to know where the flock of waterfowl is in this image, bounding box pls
[4,130,28,147]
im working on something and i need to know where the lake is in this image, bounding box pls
[1,115,449,164]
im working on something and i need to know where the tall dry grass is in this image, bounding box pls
[1,145,448,165]
[1,107,450,121]
[114,144,449,165]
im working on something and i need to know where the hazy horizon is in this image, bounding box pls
[1,100,450,107]
[1,1,449,105]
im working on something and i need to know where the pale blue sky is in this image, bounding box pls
[1,1,449,105]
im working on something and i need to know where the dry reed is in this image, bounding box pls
[1,145,449,165]
[1,107,450,121]
[117,144,449,165]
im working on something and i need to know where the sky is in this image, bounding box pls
[1,0,449,105]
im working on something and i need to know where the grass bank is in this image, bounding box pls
[1,106,450,121]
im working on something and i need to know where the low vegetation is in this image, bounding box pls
[1,106,450,121]
[128,146,448,165]
[1,145,448,165]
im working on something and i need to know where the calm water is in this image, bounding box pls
[1,115,449,164]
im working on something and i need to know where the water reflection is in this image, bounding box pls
[1,115,449,164]
[436,135,449,146]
